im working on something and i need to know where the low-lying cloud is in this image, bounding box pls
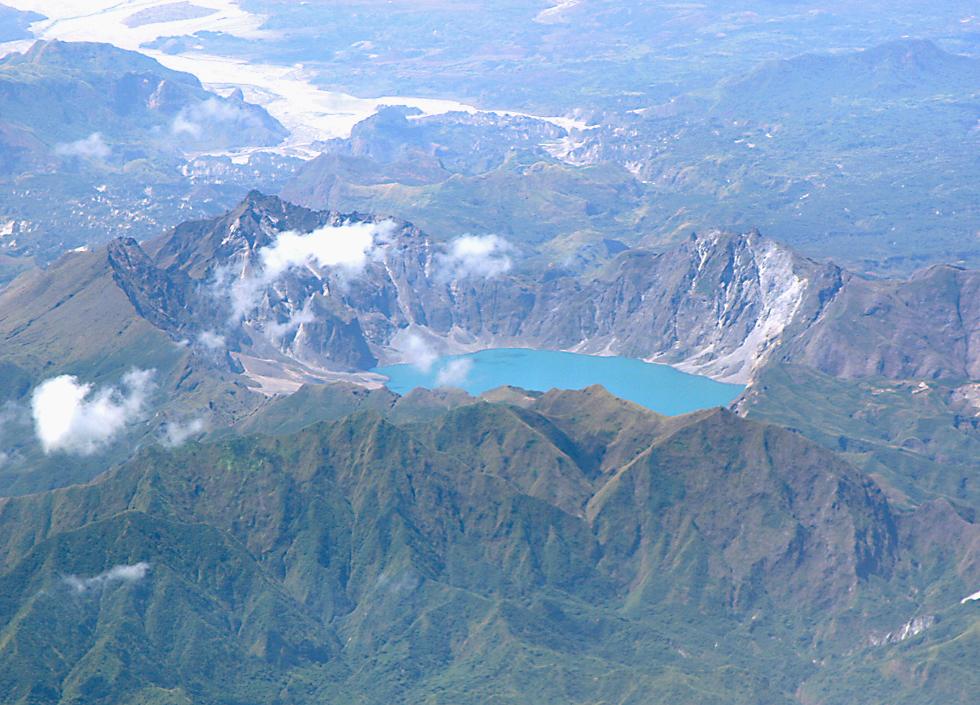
[65,562,150,592]
[197,330,226,350]
[435,358,474,387]
[172,97,258,139]
[265,305,316,339]
[438,235,513,280]
[260,221,392,277]
[161,417,207,448]
[53,132,110,161]
[31,369,155,455]
[226,220,396,319]
[402,332,439,373]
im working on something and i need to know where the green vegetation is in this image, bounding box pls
[0,386,975,704]
[0,4,975,702]
[742,364,980,511]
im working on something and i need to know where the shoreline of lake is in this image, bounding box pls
[373,348,744,416]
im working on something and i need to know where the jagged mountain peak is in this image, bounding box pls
[684,227,797,269]
[149,191,387,279]
[24,196,977,394]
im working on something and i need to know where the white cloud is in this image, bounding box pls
[65,562,150,593]
[438,235,513,280]
[259,221,390,277]
[403,332,438,373]
[161,417,207,448]
[53,132,110,161]
[31,369,155,455]
[197,330,226,350]
[172,113,203,138]
[265,305,316,339]
[226,220,396,319]
[172,98,259,139]
[435,358,474,387]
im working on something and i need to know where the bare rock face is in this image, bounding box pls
[100,193,978,386]
[527,230,843,383]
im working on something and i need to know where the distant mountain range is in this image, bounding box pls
[1,37,977,282]
[275,39,980,276]
[0,40,293,276]
[562,39,980,271]
[710,38,980,116]
[279,106,645,257]
[0,40,285,169]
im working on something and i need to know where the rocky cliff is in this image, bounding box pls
[97,194,979,386]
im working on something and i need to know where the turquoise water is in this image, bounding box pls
[373,348,744,416]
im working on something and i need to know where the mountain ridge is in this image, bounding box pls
[0,386,974,704]
[88,194,980,385]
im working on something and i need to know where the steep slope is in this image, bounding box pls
[775,264,980,380]
[0,512,331,705]
[0,388,973,704]
[0,248,179,378]
[98,198,813,383]
[0,245,262,496]
[93,194,980,386]
[4,191,975,426]
[738,364,980,510]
